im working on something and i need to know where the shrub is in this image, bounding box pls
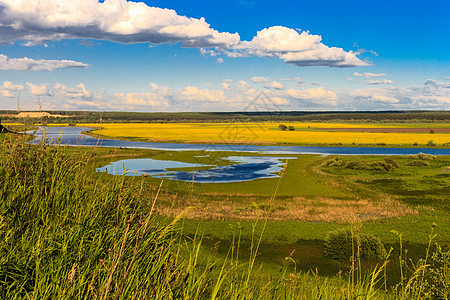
[430,129,435,134]
[428,140,437,146]
[323,157,344,167]
[324,229,387,261]
[325,158,399,171]
[384,158,400,168]
[406,152,436,160]
[421,245,450,299]
[406,160,430,167]
[278,124,287,131]
[344,160,370,170]
[288,126,295,131]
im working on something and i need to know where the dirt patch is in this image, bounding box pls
[314,127,450,133]
[156,196,418,223]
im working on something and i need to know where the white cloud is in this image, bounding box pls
[270,97,288,105]
[251,76,270,83]
[363,79,394,85]
[0,1,367,68]
[281,76,303,83]
[114,92,169,107]
[238,80,249,89]
[236,26,368,67]
[0,54,88,71]
[26,82,54,96]
[54,83,92,98]
[180,86,225,102]
[0,0,240,48]
[8,77,448,111]
[347,79,450,109]
[264,81,284,90]
[444,77,450,81]
[287,87,337,105]
[350,88,399,104]
[244,27,321,53]
[353,72,386,79]
[216,57,224,63]
[221,82,231,90]
[0,81,25,97]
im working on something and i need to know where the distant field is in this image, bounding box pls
[85,122,450,147]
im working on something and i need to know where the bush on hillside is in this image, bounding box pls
[406,160,430,167]
[406,152,436,160]
[324,157,399,171]
[323,229,387,261]
[428,140,437,146]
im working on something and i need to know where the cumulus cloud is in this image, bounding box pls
[251,76,270,83]
[0,0,240,48]
[221,81,231,90]
[347,79,450,109]
[114,92,170,107]
[3,76,449,111]
[54,83,93,99]
[287,87,337,105]
[264,81,284,90]
[0,81,25,97]
[0,1,367,68]
[180,86,225,102]
[26,82,54,96]
[350,88,399,104]
[238,80,249,89]
[0,54,89,71]
[236,26,368,67]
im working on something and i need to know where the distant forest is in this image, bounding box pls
[1,110,449,124]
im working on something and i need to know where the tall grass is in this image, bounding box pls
[0,134,187,299]
[1,133,448,299]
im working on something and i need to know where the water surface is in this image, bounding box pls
[30,127,450,156]
[98,156,295,183]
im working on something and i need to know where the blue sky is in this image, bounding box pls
[0,0,449,111]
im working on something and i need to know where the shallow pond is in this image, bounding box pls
[97,156,295,183]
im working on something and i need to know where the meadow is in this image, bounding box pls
[85,122,450,147]
[88,140,449,286]
[1,124,449,299]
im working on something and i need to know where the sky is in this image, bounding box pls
[0,0,449,112]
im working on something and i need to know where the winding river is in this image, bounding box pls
[30,126,450,156]
[28,126,450,183]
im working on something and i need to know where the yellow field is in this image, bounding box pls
[82,122,450,146]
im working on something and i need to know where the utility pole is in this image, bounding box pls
[17,91,21,114]
[37,96,42,112]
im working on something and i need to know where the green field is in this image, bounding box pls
[87,142,450,283]
[1,128,449,299]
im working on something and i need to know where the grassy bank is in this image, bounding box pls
[1,133,449,299]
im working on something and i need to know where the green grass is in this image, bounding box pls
[2,134,449,299]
